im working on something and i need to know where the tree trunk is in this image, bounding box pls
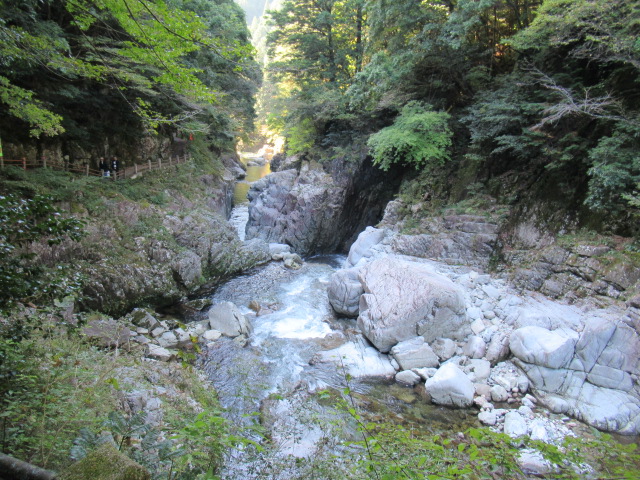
[0,453,57,480]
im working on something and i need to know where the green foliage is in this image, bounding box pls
[367,102,452,171]
[509,0,640,70]
[462,75,546,166]
[586,122,640,214]
[0,76,65,137]
[0,0,259,150]
[0,320,119,469]
[286,118,317,155]
[0,194,85,310]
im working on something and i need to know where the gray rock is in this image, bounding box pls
[413,367,438,381]
[485,331,510,365]
[245,169,345,255]
[327,267,364,317]
[478,410,498,426]
[171,250,203,289]
[529,418,549,442]
[510,326,577,369]
[157,331,179,349]
[396,370,422,386]
[390,337,440,370]
[504,411,528,437]
[128,308,160,330]
[201,330,222,341]
[208,301,252,337]
[146,344,174,362]
[470,318,486,334]
[357,257,468,352]
[518,450,552,476]
[490,385,509,403]
[481,284,502,299]
[464,359,491,383]
[151,326,165,338]
[347,227,388,267]
[390,216,498,269]
[467,307,483,321]
[269,243,291,258]
[463,336,487,359]
[431,338,457,361]
[425,363,475,408]
[313,338,396,378]
[475,383,491,398]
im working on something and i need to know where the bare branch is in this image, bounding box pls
[526,67,629,129]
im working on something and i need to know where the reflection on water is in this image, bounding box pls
[233,153,271,205]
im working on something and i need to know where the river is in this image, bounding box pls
[228,152,271,241]
[187,254,478,478]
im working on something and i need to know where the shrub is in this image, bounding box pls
[367,102,452,171]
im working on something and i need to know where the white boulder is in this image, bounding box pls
[357,257,468,352]
[390,337,439,370]
[425,363,474,408]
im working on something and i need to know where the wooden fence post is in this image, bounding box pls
[148,159,152,171]
[22,157,26,170]
[85,164,89,176]
[134,163,138,175]
[42,156,46,168]
[158,158,162,169]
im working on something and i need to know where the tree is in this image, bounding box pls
[0,0,259,146]
[367,101,452,171]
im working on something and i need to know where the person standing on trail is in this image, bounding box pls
[99,157,109,177]
[111,156,120,179]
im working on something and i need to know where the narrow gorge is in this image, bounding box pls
[1,0,639,478]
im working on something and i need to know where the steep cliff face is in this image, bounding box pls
[245,152,404,255]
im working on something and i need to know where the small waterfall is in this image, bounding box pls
[229,204,249,240]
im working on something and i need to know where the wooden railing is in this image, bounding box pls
[0,154,190,180]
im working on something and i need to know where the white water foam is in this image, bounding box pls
[229,204,249,240]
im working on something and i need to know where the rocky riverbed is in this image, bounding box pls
[325,226,640,438]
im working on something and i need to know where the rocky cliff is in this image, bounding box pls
[21,153,270,316]
[245,152,404,255]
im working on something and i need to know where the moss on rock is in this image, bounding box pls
[59,443,150,480]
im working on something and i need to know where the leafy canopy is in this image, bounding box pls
[367,101,452,171]
[0,0,258,140]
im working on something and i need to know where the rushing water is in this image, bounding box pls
[192,255,479,478]
[194,155,478,477]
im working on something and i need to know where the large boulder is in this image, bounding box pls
[390,337,439,370]
[510,326,577,369]
[208,301,252,337]
[346,227,389,267]
[425,363,475,408]
[512,314,640,434]
[327,267,364,317]
[356,257,468,352]
[313,338,396,378]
